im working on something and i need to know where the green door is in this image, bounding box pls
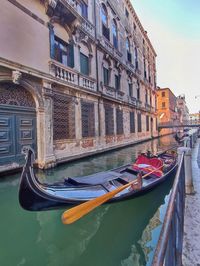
[0,83,37,166]
[0,108,36,165]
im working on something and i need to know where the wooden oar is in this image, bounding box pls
[61,165,163,225]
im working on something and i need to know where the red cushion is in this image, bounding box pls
[133,155,163,177]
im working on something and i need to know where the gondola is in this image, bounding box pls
[18,148,177,211]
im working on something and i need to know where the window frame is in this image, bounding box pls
[80,52,89,76]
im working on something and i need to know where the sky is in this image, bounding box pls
[131,0,200,113]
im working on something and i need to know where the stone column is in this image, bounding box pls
[178,147,194,195]
[37,81,56,169]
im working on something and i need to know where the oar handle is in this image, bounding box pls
[61,164,164,225]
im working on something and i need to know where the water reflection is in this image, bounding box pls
[0,135,177,266]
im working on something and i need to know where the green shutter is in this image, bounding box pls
[80,53,89,75]
[67,43,74,68]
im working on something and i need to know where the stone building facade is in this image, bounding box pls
[0,0,158,171]
[157,87,180,135]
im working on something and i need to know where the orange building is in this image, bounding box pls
[157,87,180,135]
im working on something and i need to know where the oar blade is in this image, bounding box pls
[61,183,131,224]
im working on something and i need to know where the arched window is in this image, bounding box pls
[101,4,108,26]
[112,19,118,49]
[101,4,110,40]
[126,38,131,62]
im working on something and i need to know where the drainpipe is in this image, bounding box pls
[94,1,101,138]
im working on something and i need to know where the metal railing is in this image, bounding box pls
[151,130,199,265]
[158,120,200,128]
[151,153,185,266]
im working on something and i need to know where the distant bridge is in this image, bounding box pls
[158,120,200,129]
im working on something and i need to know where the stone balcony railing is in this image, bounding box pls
[128,96,137,106]
[49,60,78,86]
[116,90,125,101]
[101,84,116,98]
[49,60,97,91]
[61,0,95,38]
[79,75,97,91]
[99,37,123,62]
[81,18,95,38]
[100,84,126,102]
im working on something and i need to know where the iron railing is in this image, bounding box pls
[151,130,199,265]
[151,152,185,266]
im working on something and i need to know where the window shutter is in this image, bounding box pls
[116,109,123,135]
[130,112,135,133]
[49,25,55,59]
[67,43,74,68]
[80,53,89,75]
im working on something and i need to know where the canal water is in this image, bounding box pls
[0,135,177,266]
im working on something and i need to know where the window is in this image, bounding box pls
[129,83,133,97]
[105,104,114,135]
[126,38,131,62]
[101,4,110,40]
[145,89,148,103]
[162,91,165,97]
[101,4,108,26]
[144,59,147,78]
[134,47,138,69]
[103,67,109,85]
[115,74,120,91]
[137,81,140,100]
[162,102,166,108]
[81,101,95,138]
[112,20,118,49]
[146,115,149,132]
[54,36,74,68]
[80,2,88,18]
[130,112,135,133]
[125,8,129,18]
[137,113,142,132]
[53,94,75,140]
[80,53,89,76]
[116,109,123,135]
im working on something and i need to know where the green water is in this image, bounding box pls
[0,135,177,266]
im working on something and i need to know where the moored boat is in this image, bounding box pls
[18,149,177,211]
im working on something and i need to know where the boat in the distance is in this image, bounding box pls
[18,148,177,211]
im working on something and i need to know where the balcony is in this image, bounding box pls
[101,85,116,98]
[79,75,97,91]
[81,18,95,38]
[46,0,95,38]
[49,60,78,86]
[128,96,137,106]
[116,90,125,101]
[99,37,123,62]
[49,60,97,92]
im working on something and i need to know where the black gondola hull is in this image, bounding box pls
[19,149,177,211]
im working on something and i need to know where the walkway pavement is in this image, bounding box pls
[183,138,200,266]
